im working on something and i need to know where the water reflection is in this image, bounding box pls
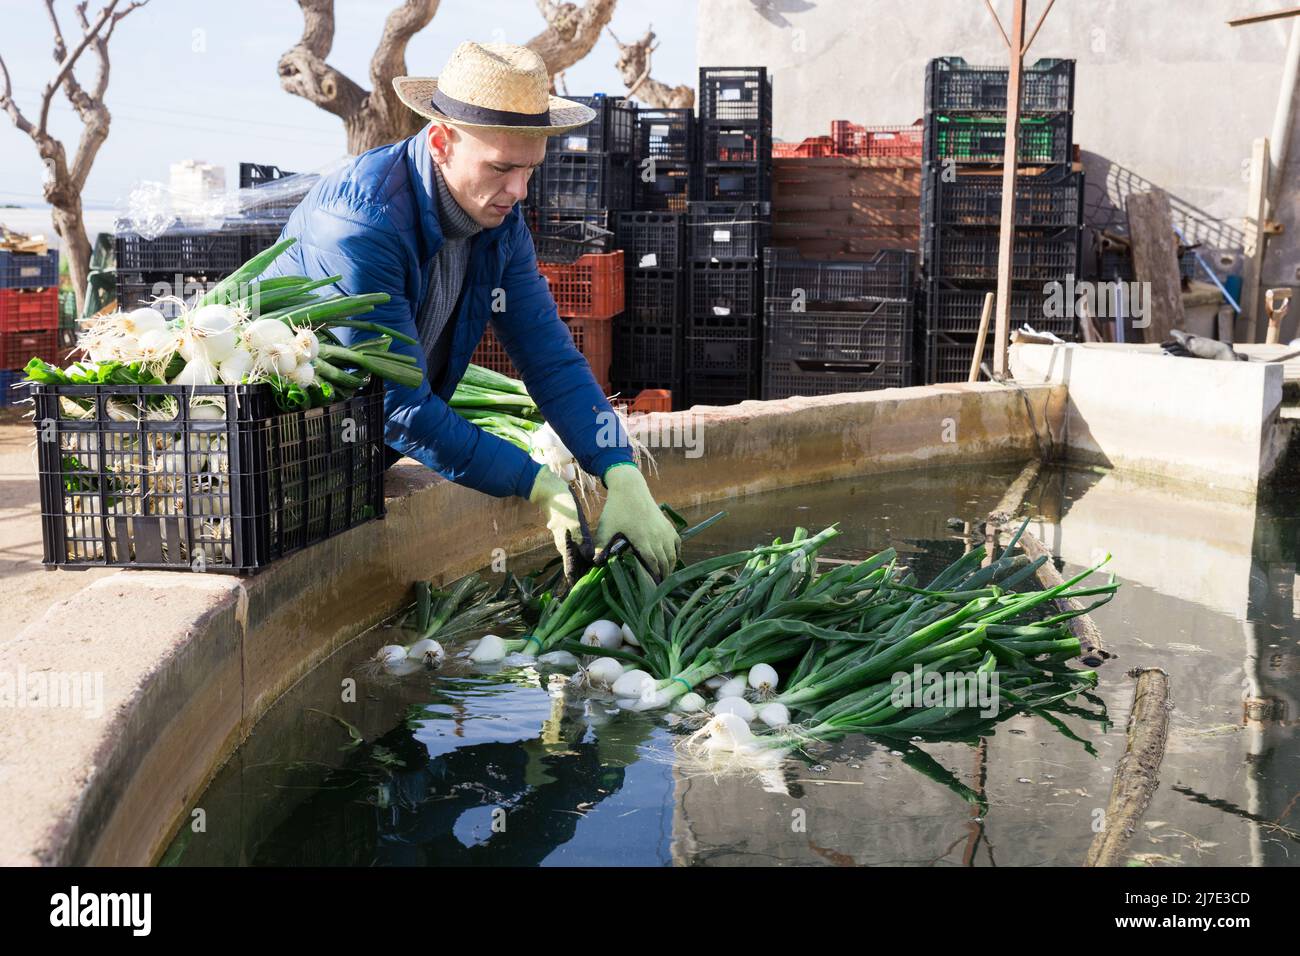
[164,461,1300,867]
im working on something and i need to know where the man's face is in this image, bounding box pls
[429,122,546,228]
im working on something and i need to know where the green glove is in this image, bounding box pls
[594,463,681,579]
[528,467,583,578]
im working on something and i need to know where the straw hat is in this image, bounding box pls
[393,41,596,135]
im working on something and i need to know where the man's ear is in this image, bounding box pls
[428,122,457,163]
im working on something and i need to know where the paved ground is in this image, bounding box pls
[0,408,113,634]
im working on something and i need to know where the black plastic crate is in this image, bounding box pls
[924,280,1077,336]
[699,67,772,122]
[616,212,685,269]
[687,202,771,260]
[547,94,637,155]
[539,152,635,211]
[762,357,913,399]
[924,111,1072,166]
[238,225,286,262]
[764,303,913,366]
[32,380,385,573]
[533,219,616,263]
[689,260,763,318]
[0,250,60,289]
[536,208,613,231]
[116,271,224,318]
[764,247,916,303]
[239,162,297,189]
[686,327,760,373]
[700,119,772,163]
[925,330,998,384]
[923,165,1083,229]
[924,226,1080,284]
[637,108,695,162]
[114,230,246,274]
[626,269,684,326]
[613,321,682,382]
[697,162,771,202]
[925,57,1075,113]
[686,368,760,406]
[635,159,692,211]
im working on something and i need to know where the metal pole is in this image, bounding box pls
[993,1,1027,380]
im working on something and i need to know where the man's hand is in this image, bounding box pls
[594,463,681,579]
[528,467,583,579]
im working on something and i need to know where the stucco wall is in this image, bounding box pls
[697,0,1300,336]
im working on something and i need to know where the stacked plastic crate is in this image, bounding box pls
[114,162,315,320]
[761,248,917,398]
[476,95,635,389]
[0,248,61,405]
[920,57,1081,383]
[610,109,695,404]
[686,67,774,405]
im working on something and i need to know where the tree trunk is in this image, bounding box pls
[51,201,91,318]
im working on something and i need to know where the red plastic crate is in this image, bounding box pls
[1,329,60,370]
[471,315,613,392]
[538,250,624,320]
[772,136,835,158]
[0,288,59,333]
[829,121,924,158]
[613,388,673,413]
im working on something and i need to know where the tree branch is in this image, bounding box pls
[0,53,37,136]
[526,0,617,76]
[278,0,367,120]
[368,0,439,127]
[610,25,693,109]
[39,0,118,135]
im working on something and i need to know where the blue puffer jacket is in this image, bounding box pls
[255,123,632,498]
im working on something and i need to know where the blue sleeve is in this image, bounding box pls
[489,222,635,480]
[260,199,542,499]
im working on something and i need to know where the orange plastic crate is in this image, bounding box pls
[470,315,613,393]
[0,288,59,333]
[538,250,624,320]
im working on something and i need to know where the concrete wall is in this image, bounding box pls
[697,0,1300,336]
[1009,342,1286,498]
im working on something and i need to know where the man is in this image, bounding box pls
[257,41,681,577]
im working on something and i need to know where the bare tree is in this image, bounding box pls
[526,0,618,82]
[0,0,149,315]
[609,27,693,109]
[280,0,617,156]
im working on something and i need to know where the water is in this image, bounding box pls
[163,461,1300,866]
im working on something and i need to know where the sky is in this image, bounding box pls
[0,0,697,242]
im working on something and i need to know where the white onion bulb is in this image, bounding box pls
[748,663,779,695]
[581,619,623,650]
[469,634,507,663]
[244,318,294,350]
[712,696,756,721]
[218,349,253,385]
[287,361,316,386]
[620,622,641,648]
[676,692,706,713]
[172,358,217,386]
[716,676,747,699]
[125,307,167,337]
[187,304,239,363]
[612,669,655,699]
[585,657,623,687]
[757,702,791,728]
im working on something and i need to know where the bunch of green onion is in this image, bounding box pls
[457,515,1115,762]
[25,237,424,413]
